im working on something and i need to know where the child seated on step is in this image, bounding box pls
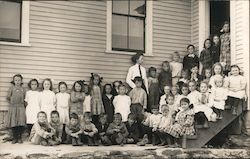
[106,113,128,145]
[81,112,98,146]
[125,113,140,144]
[138,105,162,146]
[155,105,173,146]
[159,85,172,112]
[187,81,200,106]
[175,83,190,109]
[189,64,202,84]
[95,113,112,146]
[65,113,83,146]
[167,98,195,148]
[49,110,64,144]
[29,111,59,146]
[210,75,228,119]
[194,82,217,128]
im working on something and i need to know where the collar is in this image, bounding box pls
[188,54,195,58]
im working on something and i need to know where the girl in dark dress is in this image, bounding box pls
[102,84,115,123]
[211,35,220,64]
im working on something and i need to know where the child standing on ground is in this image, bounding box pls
[56,82,70,125]
[170,51,183,86]
[106,113,129,145]
[210,76,228,119]
[112,80,122,96]
[65,113,83,146]
[168,98,195,148]
[25,78,40,134]
[90,73,105,124]
[83,84,91,113]
[40,78,56,122]
[183,44,199,73]
[70,81,85,121]
[81,112,98,146]
[225,65,246,115]
[158,61,172,95]
[113,84,131,122]
[129,76,147,113]
[148,67,160,112]
[220,21,231,75]
[211,35,221,64]
[102,84,114,123]
[199,39,213,76]
[6,74,26,144]
[49,110,63,144]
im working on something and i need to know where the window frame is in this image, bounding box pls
[106,0,153,56]
[0,0,30,46]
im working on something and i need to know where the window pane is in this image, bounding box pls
[112,15,128,50]
[129,17,144,51]
[130,0,145,17]
[0,1,21,42]
[112,0,128,15]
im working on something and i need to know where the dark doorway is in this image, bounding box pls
[210,1,230,38]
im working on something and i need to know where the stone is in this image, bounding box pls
[126,150,156,157]
[161,149,182,157]
[229,135,250,148]
[27,153,51,159]
[59,152,92,159]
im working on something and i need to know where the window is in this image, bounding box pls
[0,0,30,46]
[106,0,152,55]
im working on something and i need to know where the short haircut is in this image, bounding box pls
[51,110,59,117]
[162,60,169,66]
[148,67,157,73]
[133,76,143,82]
[230,65,240,71]
[11,74,23,85]
[37,111,47,118]
[172,51,180,58]
[187,44,195,50]
[127,113,136,121]
[131,52,144,64]
[118,83,127,89]
[180,97,190,105]
[28,78,39,89]
[113,113,122,120]
[83,112,92,119]
[70,113,79,120]
[161,104,169,112]
[99,113,107,120]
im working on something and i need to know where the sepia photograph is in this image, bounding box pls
[0,0,249,158]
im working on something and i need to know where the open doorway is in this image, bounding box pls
[210,1,230,38]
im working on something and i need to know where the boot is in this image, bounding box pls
[72,138,77,146]
[87,137,94,146]
[76,137,83,146]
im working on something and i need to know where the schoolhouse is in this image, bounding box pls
[0,0,249,135]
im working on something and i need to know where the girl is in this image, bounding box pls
[40,78,56,122]
[168,98,195,148]
[179,69,190,84]
[225,65,246,115]
[199,38,213,76]
[210,76,228,119]
[171,85,180,106]
[158,61,172,95]
[187,81,200,106]
[170,51,183,86]
[90,73,105,124]
[148,67,160,112]
[220,21,231,75]
[189,65,202,84]
[102,84,115,123]
[159,85,172,112]
[25,78,40,134]
[211,35,220,64]
[202,68,212,84]
[69,81,85,120]
[56,81,70,124]
[209,62,225,90]
[83,84,91,113]
[183,44,199,72]
[112,80,122,96]
[175,83,190,109]
[6,74,26,144]
[126,52,148,93]
[113,84,131,122]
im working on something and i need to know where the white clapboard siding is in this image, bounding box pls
[0,0,192,111]
[191,0,199,49]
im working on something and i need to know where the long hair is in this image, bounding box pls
[42,78,53,91]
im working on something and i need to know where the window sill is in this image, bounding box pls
[105,50,153,57]
[0,41,31,47]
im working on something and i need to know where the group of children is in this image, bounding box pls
[6,21,247,147]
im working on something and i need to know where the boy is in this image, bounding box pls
[81,112,98,146]
[189,64,202,84]
[125,113,140,144]
[29,111,58,146]
[49,110,63,144]
[95,113,111,145]
[65,113,83,146]
[106,113,128,145]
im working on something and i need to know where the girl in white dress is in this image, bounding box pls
[25,79,40,134]
[113,84,131,122]
[170,51,183,86]
[209,62,226,90]
[40,78,56,122]
[56,81,70,124]
[210,76,228,119]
